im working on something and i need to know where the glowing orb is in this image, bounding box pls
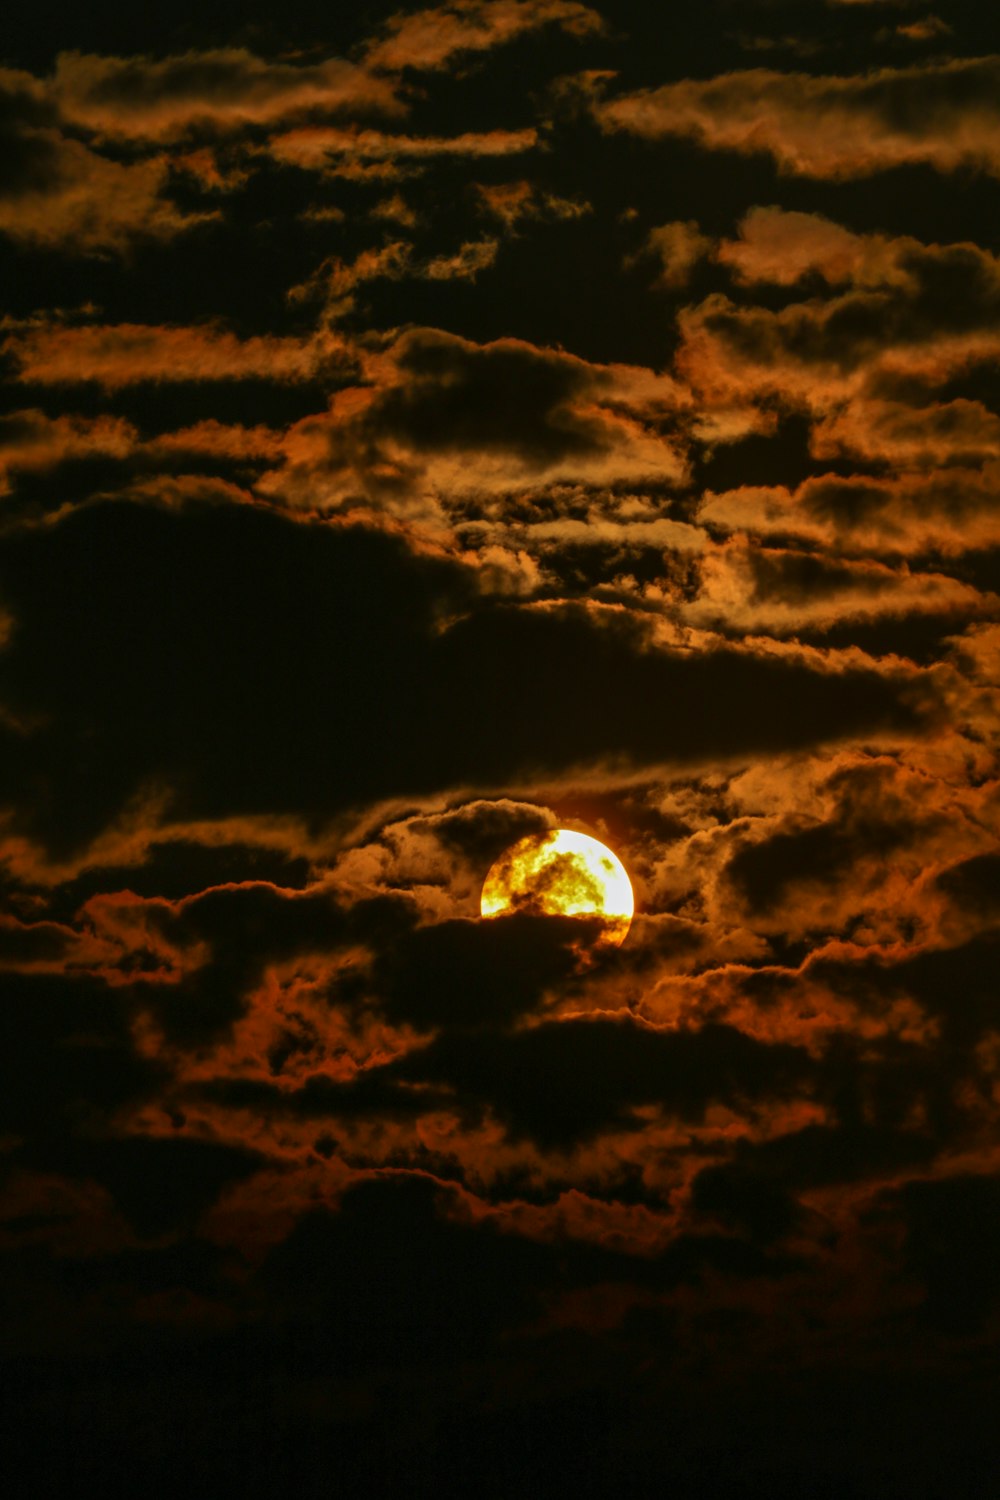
[480,828,634,947]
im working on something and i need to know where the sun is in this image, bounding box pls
[480,828,634,946]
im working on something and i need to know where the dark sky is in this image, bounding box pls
[2,4,1000,1495]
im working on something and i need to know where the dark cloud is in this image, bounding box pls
[0,970,163,1141]
[692,1122,936,1242]
[373,326,614,464]
[747,549,908,606]
[261,1173,551,1366]
[889,936,1000,1045]
[681,236,1000,398]
[0,500,471,852]
[877,1173,1000,1335]
[49,838,314,912]
[262,1172,789,1372]
[0,77,62,196]
[390,1016,814,1148]
[190,1006,816,1153]
[427,797,554,864]
[145,883,411,1047]
[796,609,985,665]
[375,911,601,1028]
[0,497,929,857]
[0,1168,796,1497]
[700,464,1000,558]
[20,1134,264,1239]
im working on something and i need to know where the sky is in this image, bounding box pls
[2,2,1000,1494]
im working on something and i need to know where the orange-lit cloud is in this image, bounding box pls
[0,130,213,252]
[627,220,714,289]
[699,464,1000,558]
[364,0,604,73]
[810,399,1000,469]
[685,538,993,637]
[257,326,690,519]
[596,56,1000,179]
[894,17,953,43]
[716,205,913,287]
[476,179,591,229]
[680,232,1000,406]
[41,49,401,140]
[266,123,537,174]
[0,409,137,492]
[4,319,350,388]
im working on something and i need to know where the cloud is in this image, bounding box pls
[810,398,1000,469]
[375,911,602,1028]
[201,1008,816,1154]
[43,49,400,141]
[364,0,604,74]
[0,121,212,252]
[671,219,1000,517]
[424,236,500,280]
[3,5,1000,1477]
[0,409,138,494]
[692,1122,935,1242]
[259,326,689,517]
[0,969,165,1141]
[26,1134,265,1240]
[721,757,956,926]
[0,498,930,858]
[286,241,415,312]
[685,538,992,637]
[486,497,706,579]
[894,17,953,43]
[935,850,1000,923]
[121,879,413,1050]
[476,179,591,229]
[266,124,537,175]
[699,464,1000,558]
[716,205,908,288]
[388,1016,814,1148]
[319,797,557,922]
[0,47,395,252]
[596,55,1000,179]
[678,226,1000,412]
[4,319,350,388]
[147,421,289,463]
[627,220,714,289]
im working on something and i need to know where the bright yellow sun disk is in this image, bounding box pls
[480,829,634,945]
